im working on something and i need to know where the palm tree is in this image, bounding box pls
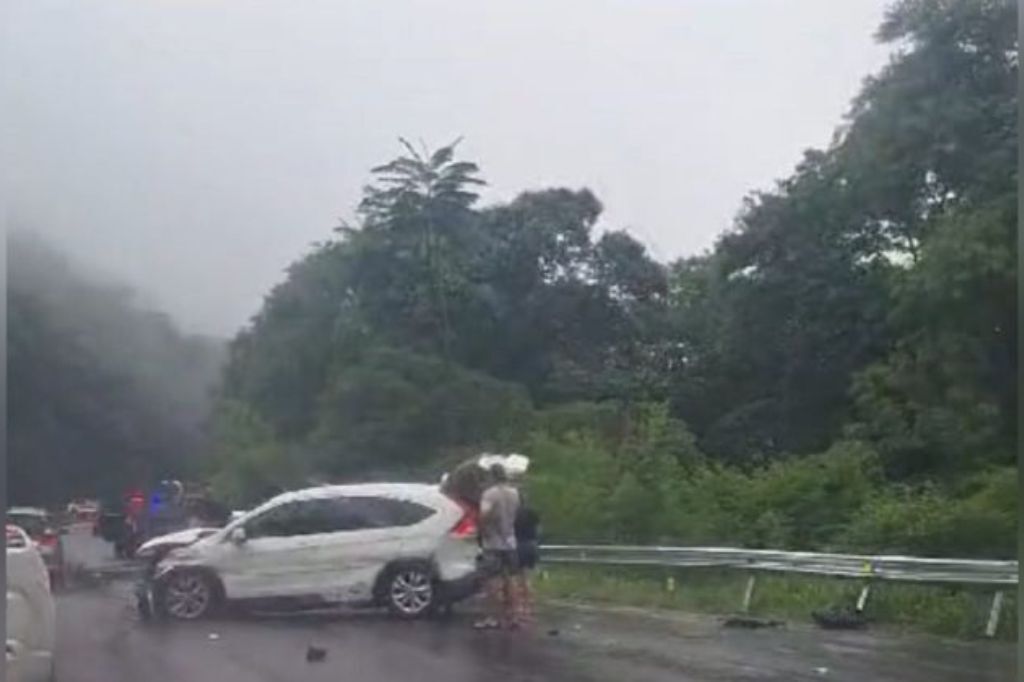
[357,137,486,227]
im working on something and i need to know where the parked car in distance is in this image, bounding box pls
[7,507,65,588]
[6,525,56,682]
[140,483,482,621]
[93,508,141,558]
[66,498,99,523]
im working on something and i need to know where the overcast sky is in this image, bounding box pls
[3,1,893,337]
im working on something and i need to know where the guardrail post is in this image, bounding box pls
[856,584,871,613]
[984,590,1004,637]
[741,574,756,613]
[666,575,676,593]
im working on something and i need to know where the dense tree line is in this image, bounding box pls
[219,0,1014,491]
[8,233,226,504]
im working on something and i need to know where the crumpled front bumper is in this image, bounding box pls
[134,558,164,619]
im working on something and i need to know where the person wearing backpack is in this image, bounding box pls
[514,494,540,624]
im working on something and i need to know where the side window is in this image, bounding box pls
[246,497,435,537]
[313,498,369,533]
[348,497,435,529]
[246,502,304,538]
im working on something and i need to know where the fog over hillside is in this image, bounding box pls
[8,232,227,503]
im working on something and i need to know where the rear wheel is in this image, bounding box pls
[383,563,436,619]
[157,570,219,620]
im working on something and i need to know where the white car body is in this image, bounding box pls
[154,483,480,608]
[7,508,55,555]
[6,525,56,682]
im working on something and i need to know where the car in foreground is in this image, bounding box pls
[6,524,56,682]
[139,483,482,621]
[7,508,65,588]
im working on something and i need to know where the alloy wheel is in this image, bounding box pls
[164,573,212,620]
[389,569,433,616]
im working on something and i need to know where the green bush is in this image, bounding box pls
[525,404,887,550]
[205,400,310,507]
[524,407,1012,560]
[524,430,618,542]
[205,394,1015,568]
[844,466,1017,558]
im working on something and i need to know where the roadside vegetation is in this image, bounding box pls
[535,564,1018,641]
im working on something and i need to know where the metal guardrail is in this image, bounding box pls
[540,545,1018,584]
[539,544,1018,636]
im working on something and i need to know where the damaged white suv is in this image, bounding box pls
[139,483,482,620]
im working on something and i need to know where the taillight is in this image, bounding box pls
[449,504,479,539]
[6,525,27,548]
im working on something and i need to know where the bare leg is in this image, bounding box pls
[475,574,503,629]
[501,574,518,629]
[488,576,505,625]
[516,572,532,625]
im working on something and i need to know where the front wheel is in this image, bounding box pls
[157,571,219,620]
[384,564,436,619]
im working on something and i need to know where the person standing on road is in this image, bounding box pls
[475,463,521,630]
[514,495,540,624]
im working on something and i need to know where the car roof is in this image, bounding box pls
[267,482,444,507]
[7,507,48,517]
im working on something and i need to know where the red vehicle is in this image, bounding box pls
[6,507,66,588]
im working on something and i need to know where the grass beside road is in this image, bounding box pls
[533,564,1017,641]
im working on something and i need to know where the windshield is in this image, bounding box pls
[8,513,48,536]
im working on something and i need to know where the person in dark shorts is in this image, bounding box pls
[475,463,521,630]
[514,497,540,623]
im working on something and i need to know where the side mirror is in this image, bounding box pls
[229,527,247,545]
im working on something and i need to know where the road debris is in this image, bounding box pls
[721,616,784,629]
[812,607,867,630]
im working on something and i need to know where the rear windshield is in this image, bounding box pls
[8,513,48,536]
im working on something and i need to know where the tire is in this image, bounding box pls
[156,570,220,621]
[382,562,437,619]
[136,582,153,621]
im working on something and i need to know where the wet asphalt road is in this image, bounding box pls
[56,528,1015,682]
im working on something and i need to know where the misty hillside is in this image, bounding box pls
[8,232,227,504]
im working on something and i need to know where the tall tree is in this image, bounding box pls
[666,0,1016,467]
